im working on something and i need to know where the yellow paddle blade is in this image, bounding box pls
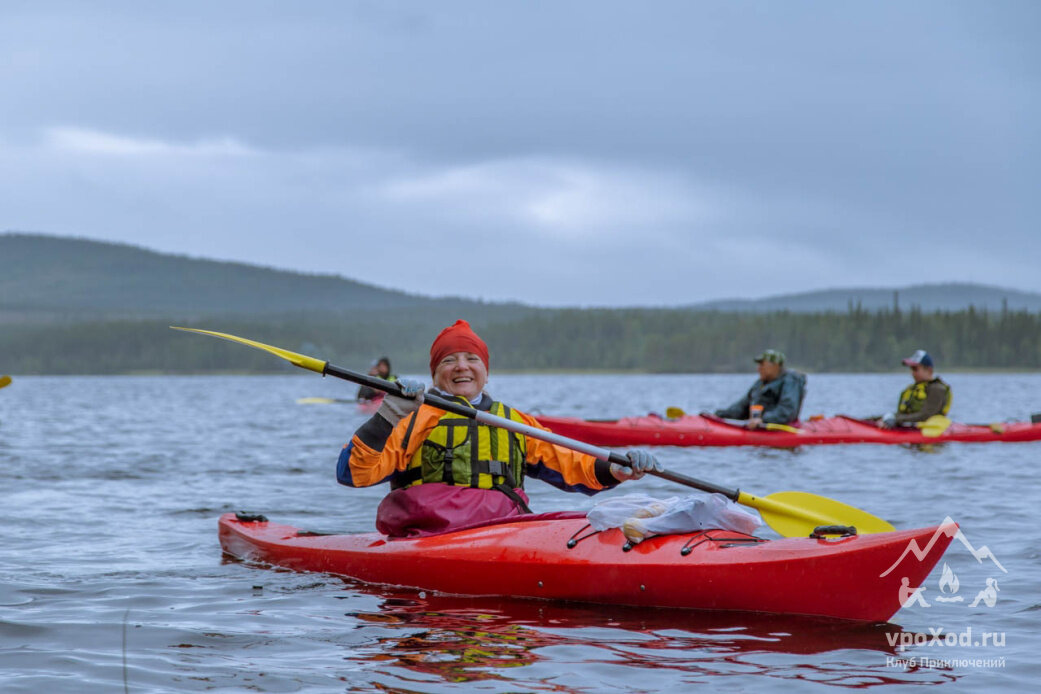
[764,422,802,434]
[665,406,686,419]
[296,397,338,405]
[737,490,895,537]
[0,375,11,389]
[918,414,952,438]
[170,327,327,374]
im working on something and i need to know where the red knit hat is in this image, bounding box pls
[429,320,489,375]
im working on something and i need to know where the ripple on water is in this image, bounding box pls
[0,374,1037,691]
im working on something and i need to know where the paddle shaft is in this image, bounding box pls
[322,363,741,499]
[169,327,896,535]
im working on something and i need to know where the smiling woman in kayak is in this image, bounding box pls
[337,319,661,537]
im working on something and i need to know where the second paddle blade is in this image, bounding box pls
[749,491,895,538]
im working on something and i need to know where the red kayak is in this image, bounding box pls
[534,413,1041,448]
[357,395,384,414]
[219,512,955,622]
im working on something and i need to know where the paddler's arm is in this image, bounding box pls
[893,381,949,425]
[336,414,397,487]
[516,411,621,495]
[337,406,441,486]
[337,380,431,487]
[762,372,803,424]
[714,389,751,420]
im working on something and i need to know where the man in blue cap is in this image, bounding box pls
[714,349,806,429]
[879,349,952,428]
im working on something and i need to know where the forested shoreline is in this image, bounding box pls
[5,234,1041,375]
[3,305,1040,375]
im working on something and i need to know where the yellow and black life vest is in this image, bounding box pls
[898,378,952,415]
[394,397,530,510]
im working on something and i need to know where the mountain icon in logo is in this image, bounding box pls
[880,516,1007,578]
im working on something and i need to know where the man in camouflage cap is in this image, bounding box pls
[714,349,806,429]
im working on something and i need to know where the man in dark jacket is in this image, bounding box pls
[714,350,806,429]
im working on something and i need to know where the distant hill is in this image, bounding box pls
[4,233,1041,374]
[691,284,1041,313]
[6,233,1038,321]
[0,232,528,323]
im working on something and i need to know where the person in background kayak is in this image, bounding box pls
[337,319,662,537]
[713,349,806,429]
[356,356,397,402]
[879,350,951,428]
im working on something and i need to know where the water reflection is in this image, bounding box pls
[339,591,959,689]
[352,602,550,684]
[9,374,1023,691]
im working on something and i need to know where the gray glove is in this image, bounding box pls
[609,449,664,481]
[880,412,897,428]
[376,378,425,425]
[397,378,425,398]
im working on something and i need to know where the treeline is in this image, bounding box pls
[486,305,1041,372]
[0,319,436,375]
[2,306,1041,374]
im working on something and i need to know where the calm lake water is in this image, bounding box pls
[1,373,1038,692]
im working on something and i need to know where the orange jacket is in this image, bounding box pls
[339,396,618,495]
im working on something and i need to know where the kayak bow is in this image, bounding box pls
[219,512,956,622]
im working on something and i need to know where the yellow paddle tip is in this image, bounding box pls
[170,326,328,374]
[917,414,952,438]
[739,490,895,537]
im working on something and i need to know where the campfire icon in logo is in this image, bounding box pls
[935,562,963,603]
[880,517,1007,609]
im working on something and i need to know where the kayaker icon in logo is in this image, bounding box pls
[880,517,1007,609]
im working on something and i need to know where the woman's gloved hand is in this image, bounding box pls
[377,378,426,424]
[610,449,664,482]
[396,378,425,398]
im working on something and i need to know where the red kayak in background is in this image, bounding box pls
[534,413,1041,448]
[219,512,955,623]
[357,395,384,414]
[296,395,384,412]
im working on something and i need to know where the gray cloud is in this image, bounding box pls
[1,1,1038,305]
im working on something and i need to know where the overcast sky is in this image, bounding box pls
[1,1,1038,306]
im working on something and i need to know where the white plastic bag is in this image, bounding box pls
[586,494,676,531]
[586,493,762,543]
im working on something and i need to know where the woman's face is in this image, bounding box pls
[433,351,488,400]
